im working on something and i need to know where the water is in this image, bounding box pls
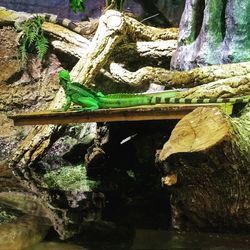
[131,229,250,250]
[27,229,250,250]
[0,209,249,250]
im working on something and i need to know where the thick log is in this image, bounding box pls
[125,14,178,41]
[157,105,250,231]
[70,10,178,85]
[109,61,250,90]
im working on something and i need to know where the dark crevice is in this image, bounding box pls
[221,0,227,39]
[136,0,172,27]
[5,69,24,84]
[63,143,88,164]
[193,0,206,40]
[88,121,177,230]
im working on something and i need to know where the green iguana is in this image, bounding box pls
[58,70,176,111]
[58,70,250,113]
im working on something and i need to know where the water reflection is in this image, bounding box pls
[25,241,87,250]
[131,229,250,249]
[36,229,250,250]
[1,216,250,250]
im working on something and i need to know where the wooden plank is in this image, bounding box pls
[8,104,227,126]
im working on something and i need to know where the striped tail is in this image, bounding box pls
[161,96,250,104]
[36,14,85,36]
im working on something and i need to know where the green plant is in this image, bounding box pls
[69,0,85,13]
[42,165,99,191]
[17,16,49,62]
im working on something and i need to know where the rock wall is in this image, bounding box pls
[0,0,102,20]
[171,0,250,70]
[0,0,144,20]
[155,0,185,27]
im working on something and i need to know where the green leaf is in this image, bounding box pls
[35,35,49,60]
[18,42,27,62]
[17,16,49,63]
[70,0,85,13]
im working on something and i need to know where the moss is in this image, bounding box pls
[0,207,17,224]
[42,165,99,191]
[228,0,250,62]
[203,0,225,65]
[207,0,225,43]
[182,0,205,45]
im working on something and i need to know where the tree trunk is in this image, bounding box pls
[153,0,250,232]
[157,105,250,231]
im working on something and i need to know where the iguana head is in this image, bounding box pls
[58,69,71,83]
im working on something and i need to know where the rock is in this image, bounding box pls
[0,27,21,84]
[155,0,185,27]
[0,0,144,21]
[171,0,250,70]
[0,214,50,250]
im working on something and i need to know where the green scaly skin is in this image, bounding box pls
[58,70,250,113]
[58,70,176,111]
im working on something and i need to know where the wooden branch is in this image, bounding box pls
[177,74,250,98]
[121,40,176,60]
[157,105,250,230]
[8,104,228,126]
[0,7,23,25]
[125,15,179,41]
[110,40,177,67]
[42,22,90,49]
[108,62,250,90]
[50,40,87,59]
[71,10,127,85]
[108,64,172,87]
[164,61,250,88]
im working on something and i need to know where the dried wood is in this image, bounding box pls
[157,105,250,230]
[8,104,227,126]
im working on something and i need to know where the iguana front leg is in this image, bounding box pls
[63,96,72,111]
[53,96,71,112]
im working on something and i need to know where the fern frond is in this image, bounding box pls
[16,16,49,63]
[28,16,43,46]
[28,27,39,46]
[18,42,28,63]
[35,35,49,60]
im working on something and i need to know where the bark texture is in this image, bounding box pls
[157,105,250,231]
